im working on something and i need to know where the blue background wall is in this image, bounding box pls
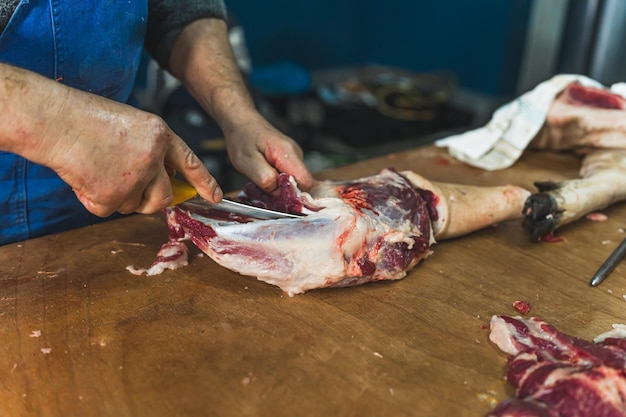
[225,0,531,98]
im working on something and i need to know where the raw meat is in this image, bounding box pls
[512,300,531,315]
[487,315,626,417]
[530,83,626,152]
[167,169,434,296]
[126,241,188,276]
[134,169,529,295]
[523,83,626,241]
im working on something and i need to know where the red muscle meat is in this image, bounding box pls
[487,315,626,417]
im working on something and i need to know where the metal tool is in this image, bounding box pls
[589,236,626,287]
[169,176,302,220]
[183,198,302,220]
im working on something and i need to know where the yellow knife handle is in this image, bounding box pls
[169,176,198,206]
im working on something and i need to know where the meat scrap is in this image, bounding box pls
[137,169,529,295]
[126,241,188,276]
[512,300,531,315]
[586,212,609,222]
[523,83,626,241]
[487,315,626,417]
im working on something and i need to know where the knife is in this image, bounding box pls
[589,236,626,287]
[169,176,302,220]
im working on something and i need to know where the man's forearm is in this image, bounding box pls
[0,63,71,161]
[0,62,153,175]
[167,18,260,135]
[166,17,315,194]
[0,62,224,214]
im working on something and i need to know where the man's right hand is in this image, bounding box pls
[0,63,221,217]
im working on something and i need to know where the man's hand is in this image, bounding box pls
[47,97,224,217]
[0,63,222,217]
[224,114,314,194]
[168,18,314,194]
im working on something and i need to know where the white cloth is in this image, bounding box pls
[436,74,626,170]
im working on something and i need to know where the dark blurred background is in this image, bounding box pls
[133,0,626,191]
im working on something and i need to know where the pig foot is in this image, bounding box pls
[523,149,626,242]
[522,190,563,242]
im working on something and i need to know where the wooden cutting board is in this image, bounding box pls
[1,145,625,417]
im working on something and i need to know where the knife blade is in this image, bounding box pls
[169,176,302,219]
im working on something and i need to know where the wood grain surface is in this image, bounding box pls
[1,145,625,417]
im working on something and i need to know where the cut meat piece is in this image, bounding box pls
[487,315,626,417]
[165,169,434,296]
[133,169,529,295]
[524,83,626,240]
[530,83,626,152]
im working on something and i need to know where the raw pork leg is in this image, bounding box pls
[524,83,626,240]
[487,315,626,417]
[135,169,529,295]
[167,169,434,296]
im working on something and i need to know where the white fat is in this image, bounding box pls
[125,265,146,276]
[593,323,626,343]
[489,315,523,356]
[144,258,188,276]
[207,207,353,296]
[385,230,416,249]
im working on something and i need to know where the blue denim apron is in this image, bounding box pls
[0,0,147,245]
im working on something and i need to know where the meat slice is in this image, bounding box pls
[134,169,529,295]
[523,83,626,240]
[487,315,626,417]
